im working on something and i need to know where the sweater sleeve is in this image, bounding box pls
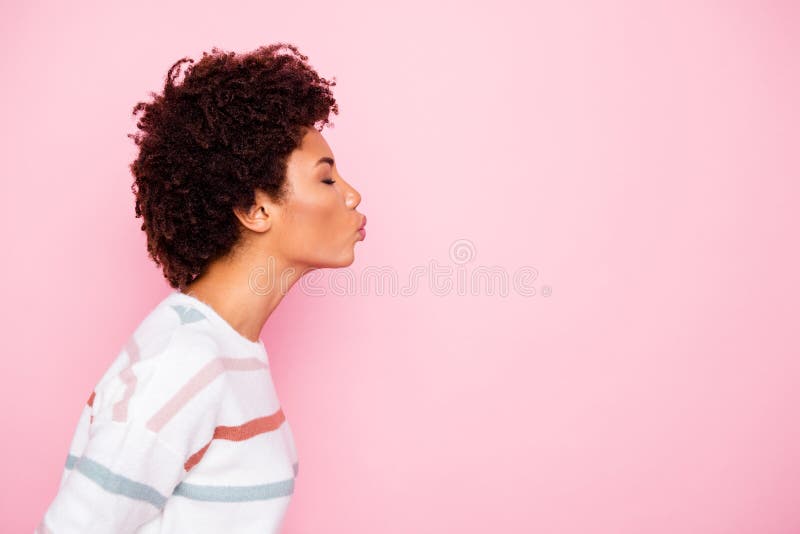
[37,333,228,533]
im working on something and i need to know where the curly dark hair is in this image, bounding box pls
[127,43,339,290]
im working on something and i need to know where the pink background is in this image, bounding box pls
[2,1,799,532]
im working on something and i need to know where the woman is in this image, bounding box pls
[36,42,365,533]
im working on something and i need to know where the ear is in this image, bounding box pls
[233,189,274,233]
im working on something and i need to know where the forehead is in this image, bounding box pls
[293,128,332,164]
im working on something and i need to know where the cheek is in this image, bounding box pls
[284,198,338,243]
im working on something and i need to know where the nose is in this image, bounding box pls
[345,182,361,209]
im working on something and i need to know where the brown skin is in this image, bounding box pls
[183,127,364,343]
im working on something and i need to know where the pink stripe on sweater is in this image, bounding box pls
[113,337,141,422]
[146,357,267,433]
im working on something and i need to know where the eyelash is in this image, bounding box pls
[322,178,336,185]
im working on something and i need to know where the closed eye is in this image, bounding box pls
[322,178,336,185]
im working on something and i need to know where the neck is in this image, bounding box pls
[182,252,307,343]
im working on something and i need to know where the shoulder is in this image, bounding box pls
[91,327,228,425]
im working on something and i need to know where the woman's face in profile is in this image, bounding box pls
[267,127,365,271]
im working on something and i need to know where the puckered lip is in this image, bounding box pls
[358,214,367,230]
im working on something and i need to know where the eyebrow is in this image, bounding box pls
[315,157,335,168]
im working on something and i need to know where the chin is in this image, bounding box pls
[334,255,356,268]
[313,252,355,269]
[335,250,357,268]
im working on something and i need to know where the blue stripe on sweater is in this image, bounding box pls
[65,454,298,505]
[65,454,167,508]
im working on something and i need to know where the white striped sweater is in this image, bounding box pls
[36,290,299,533]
